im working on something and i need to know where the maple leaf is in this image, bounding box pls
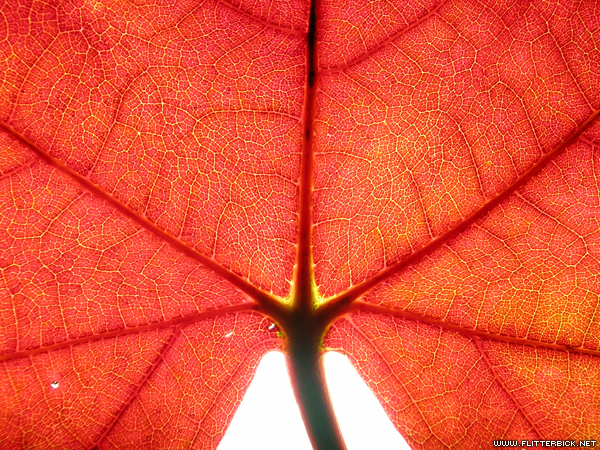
[0,0,599,449]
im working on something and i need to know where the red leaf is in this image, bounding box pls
[1,0,599,448]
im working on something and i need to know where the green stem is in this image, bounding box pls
[285,319,347,450]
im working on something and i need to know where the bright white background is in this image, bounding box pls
[217,351,411,450]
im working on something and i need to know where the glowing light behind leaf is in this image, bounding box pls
[218,352,411,450]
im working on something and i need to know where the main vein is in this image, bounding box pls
[291,1,319,312]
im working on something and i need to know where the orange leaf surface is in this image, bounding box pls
[0,0,599,448]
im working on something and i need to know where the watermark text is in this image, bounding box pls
[493,441,596,448]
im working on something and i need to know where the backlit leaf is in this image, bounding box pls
[1,0,599,448]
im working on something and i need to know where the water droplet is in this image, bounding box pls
[268,323,276,331]
[50,381,59,389]
[224,332,233,338]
